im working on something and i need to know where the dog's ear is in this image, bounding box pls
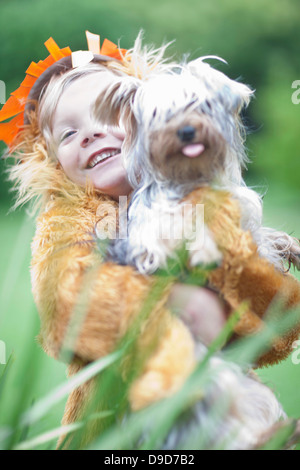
[220,79,253,115]
[93,76,140,130]
[186,57,254,114]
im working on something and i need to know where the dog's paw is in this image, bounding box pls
[266,231,300,271]
[288,239,300,270]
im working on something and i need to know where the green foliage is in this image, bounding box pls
[248,77,300,190]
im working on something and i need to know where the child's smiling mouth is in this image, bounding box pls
[86,148,121,169]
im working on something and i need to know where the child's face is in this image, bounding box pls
[52,72,132,200]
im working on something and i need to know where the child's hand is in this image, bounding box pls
[167,284,227,345]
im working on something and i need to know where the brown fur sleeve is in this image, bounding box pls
[30,193,160,363]
[31,193,198,420]
[186,187,300,366]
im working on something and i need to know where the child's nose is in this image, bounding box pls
[80,130,106,148]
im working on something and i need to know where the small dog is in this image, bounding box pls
[95,58,300,274]
[94,56,300,449]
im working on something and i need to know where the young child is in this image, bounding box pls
[1,32,298,448]
[0,32,228,446]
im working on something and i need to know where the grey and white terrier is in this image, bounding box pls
[94,55,300,449]
[95,57,300,275]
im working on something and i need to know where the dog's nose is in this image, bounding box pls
[177,126,196,142]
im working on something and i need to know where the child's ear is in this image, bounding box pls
[186,57,254,114]
[93,76,140,129]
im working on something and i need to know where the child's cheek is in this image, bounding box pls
[57,144,79,181]
[58,144,74,169]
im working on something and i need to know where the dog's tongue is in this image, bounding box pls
[182,143,205,158]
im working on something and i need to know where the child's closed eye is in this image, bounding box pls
[61,130,77,142]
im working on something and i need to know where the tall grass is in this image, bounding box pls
[1,300,299,450]
[0,215,300,450]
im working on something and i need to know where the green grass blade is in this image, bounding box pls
[87,313,240,450]
[0,214,34,328]
[258,421,297,450]
[0,354,15,401]
[14,422,82,450]
[224,304,300,367]
[20,349,123,428]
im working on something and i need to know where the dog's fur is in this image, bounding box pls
[95,60,300,273]
[94,57,300,449]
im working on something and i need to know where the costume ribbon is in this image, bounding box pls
[0,31,127,150]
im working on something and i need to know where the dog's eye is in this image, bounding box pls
[205,100,212,111]
[200,99,213,115]
[184,97,198,113]
[152,109,157,119]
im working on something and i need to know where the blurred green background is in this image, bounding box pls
[0,0,299,447]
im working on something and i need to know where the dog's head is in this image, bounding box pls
[94,58,253,188]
